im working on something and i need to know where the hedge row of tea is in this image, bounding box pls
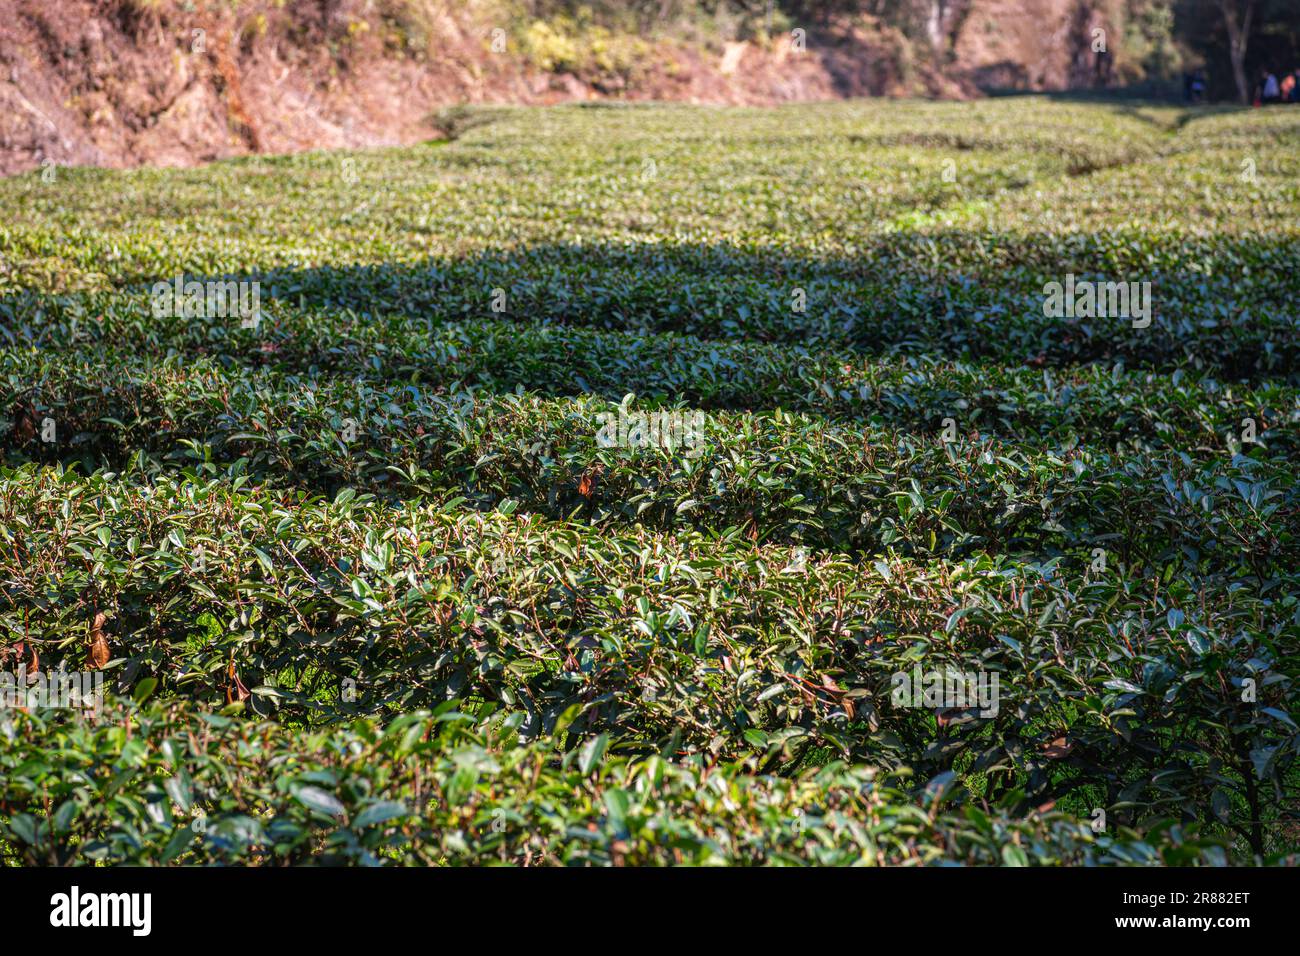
[0,357,1293,567]
[1,700,1231,866]
[0,99,1297,864]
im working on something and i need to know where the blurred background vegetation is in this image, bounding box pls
[499,0,1300,101]
[113,0,1300,102]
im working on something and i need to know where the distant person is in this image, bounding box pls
[1261,69,1280,105]
[1282,71,1296,103]
[1190,69,1206,104]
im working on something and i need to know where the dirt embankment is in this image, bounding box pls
[0,0,1106,176]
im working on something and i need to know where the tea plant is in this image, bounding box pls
[1,98,1296,865]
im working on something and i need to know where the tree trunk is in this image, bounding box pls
[926,1,945,56]
[925,0,970,61]
[1219,0,1256,105]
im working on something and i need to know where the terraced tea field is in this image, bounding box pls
[1,98,1297,865]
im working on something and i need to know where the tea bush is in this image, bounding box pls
[0,99,1296,865]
